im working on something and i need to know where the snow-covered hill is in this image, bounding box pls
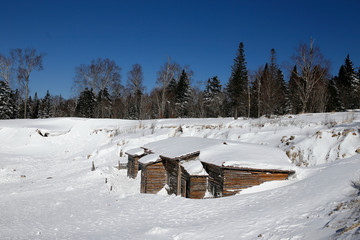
[0,112,359,239]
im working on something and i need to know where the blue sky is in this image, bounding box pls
[1,0,359,98]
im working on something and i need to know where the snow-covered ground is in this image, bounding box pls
[0,112,360,239]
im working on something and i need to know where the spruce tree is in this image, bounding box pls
[0,80,13,119]
[38,90,52,118]
[259,49,288,116]
[97,88,112,118]
[274,69,289,115]
[326,77,342,112]
[288,65,302,114]
[75,88,96,118]
[175,70,191,117]
[226,42,248,119]
[203,76,222,117]
[335,54,359,109]
[165,78,177,118]
[31,92,40,118]
[10,89,21,119]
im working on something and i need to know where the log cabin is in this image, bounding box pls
[126,137,295,199]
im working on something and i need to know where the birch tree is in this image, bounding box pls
[127,63,145,119]
[292,39,329,113]
[0,54,13,84]
[156,57,180,118]
[11,48,44,119]
[74,58,121,96]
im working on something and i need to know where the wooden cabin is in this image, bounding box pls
[125,148,148,179]
[202,162,294,197]
[139,151,208,199]
[126,137,296,199]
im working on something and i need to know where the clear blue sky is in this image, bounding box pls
[1,0,359,98]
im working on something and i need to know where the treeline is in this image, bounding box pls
[0,40,359,120]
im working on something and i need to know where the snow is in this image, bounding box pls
[181,160,208,176]
[1,112,360,239]
[199,141,295,170]
[139,137,294,171]
[125,147,144,156]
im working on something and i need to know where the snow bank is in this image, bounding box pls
[1,112,360,239]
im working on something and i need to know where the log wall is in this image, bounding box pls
[141,162,167,194]
[127,155,139,179]
[222,169,290,197]
[189,176,207,199]
[163,159,208,199]
[202,162,223,198]
[164,159,181,196]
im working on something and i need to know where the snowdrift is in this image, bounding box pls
[0,112,359,239]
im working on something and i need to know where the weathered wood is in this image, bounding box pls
[141,161,167,194]
[177,162,181,195]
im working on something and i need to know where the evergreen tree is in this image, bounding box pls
[38,90,52,118]
[288,65,302,114]
[0,80,13,119]
[226,42,248,119]
[31,92,40,118]
[75,88,96,118]
[259,49,288,116]
[249,67,263,118]
[203,76,223,117]
[335,54,359,109]
[274,68,289,115]
[97,88,112,118]
[165,78,178,118]
[326,77,342,112]
[175,70,191,117]
[10,89,21,119]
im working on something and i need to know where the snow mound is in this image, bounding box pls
[283,127,360,166]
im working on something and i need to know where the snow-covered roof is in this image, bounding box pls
[198,142,294,171]
[181,160,208,176]
[138,137,294,171]
[139,153,160,164]
[125,148,145,156]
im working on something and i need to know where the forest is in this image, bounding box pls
[0,40,359,120]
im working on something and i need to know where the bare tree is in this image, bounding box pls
[127,63,145,119]
[0,54,13,84]
[11,48,44,118]
[156,57,180,118]
[251,67,264,118]
[292,39,329,113]
[73,58,121,95]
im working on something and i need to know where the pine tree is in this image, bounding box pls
[226,42,248,119]
[175,70,191,117]
[0,80,13,119]
[38,90,52,118]
[75,88,96,118]
[203,76,223,117]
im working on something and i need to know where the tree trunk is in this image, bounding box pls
[24,78,29,119]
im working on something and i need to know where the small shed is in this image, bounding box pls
[127,137,296,199]
[138,150,208,199]
[125,147,148,179]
